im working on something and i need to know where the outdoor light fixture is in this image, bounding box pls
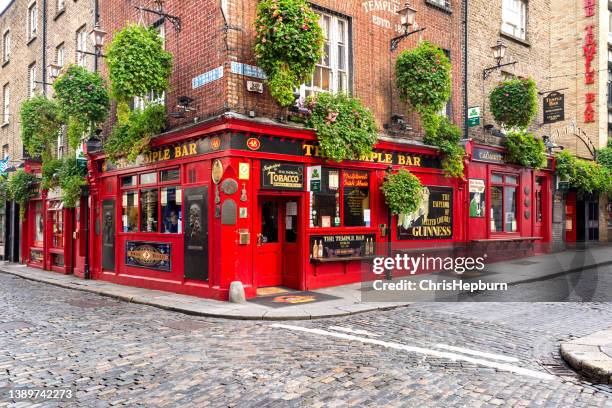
[483,40,517,79]
[48,63,62,80]
[390,2,426,51]
[89,23,107,51]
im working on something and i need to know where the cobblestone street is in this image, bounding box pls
[1,272,612,407]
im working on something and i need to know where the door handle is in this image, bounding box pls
[256,233,264,246]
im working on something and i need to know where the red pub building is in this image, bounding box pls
[17,0,555,300]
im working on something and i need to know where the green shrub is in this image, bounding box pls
[7,170,38,218]
[57,157,87,208]
[41,158,62,190]
[19,96,62,160]
[489,78,538,128]
[505,129,546,169]
[422,113,464,178]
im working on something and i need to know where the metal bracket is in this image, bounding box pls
[135,6,181,32]
[390,27,426,51]
[483,61,517,80]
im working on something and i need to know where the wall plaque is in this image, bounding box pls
[260,160,304,190]
[125,241,171,272]
[212,159,224,184]
[221,199,237,225]
[221,178,239,195]
[397,186,453,240]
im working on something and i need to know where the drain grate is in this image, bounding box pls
[0,321,34,331]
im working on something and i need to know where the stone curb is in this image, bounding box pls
[560,328,612,384]
[0,266,410,321]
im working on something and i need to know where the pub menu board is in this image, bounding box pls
[343,170,370,227]
[397,186,453,240]
[260,160,304,190]
[310,233,376,262]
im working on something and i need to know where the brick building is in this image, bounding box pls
[0,0,94,262]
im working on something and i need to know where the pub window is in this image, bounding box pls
[311,168,340,228]
[34,201,44,243]
[161,187,182,233]
[140,189,159,232]
[122,191,138,232]
[535,177,543,223]
[49,203,64,249]
[140,172,157,185]
[160,168,180,182]
[490,173,518,233]
[121,175,137,187]
[343,170,370,227]
[300,10,351,98]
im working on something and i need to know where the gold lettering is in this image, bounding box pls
[182,145,189,156]
[384,153,393,164]
[175,146,182,158]
[189,143,197,155]
[163,148,170,160]
[413,157,421,167]
[397,155,406,165]
[303,144,314,156]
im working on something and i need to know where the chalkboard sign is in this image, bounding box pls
[397,186,453,240]
[343,170,370,227]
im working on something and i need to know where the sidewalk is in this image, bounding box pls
[560,327,612,384]
[0,245,610,320]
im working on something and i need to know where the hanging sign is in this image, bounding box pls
[467,106,481,127]
[260,161,304,190]
[543,92,565,124]
[397,186,453,240]
[473,147,505,164]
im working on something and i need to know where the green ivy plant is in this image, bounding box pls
[381,169,424,215]
[554,150,612,194]
[57,157,87,208]
[306,92,377,162]
[41,158,62,190]
[395,41,452,115]
[105,104,166,162]
[7,170,38,218]
[254,0,324,107]
[504,129,547,169]
[0,176,7,210]
[422,113,464,178]
[596,146,612,170]
[106,24,173,102]
[489,78,538,128]
[19,96,62,161]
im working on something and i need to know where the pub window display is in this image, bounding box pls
[121,168,183,234]
[34,201,44,243]
[311,168,371,228]
[490,173,518,233]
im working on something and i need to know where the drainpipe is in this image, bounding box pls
[42,0,47,96]
[93,0,99,72]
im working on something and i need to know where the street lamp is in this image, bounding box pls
[89,23,107,52]
[390,2,426,51]
[48,63,62,80]
[483,40,516,79]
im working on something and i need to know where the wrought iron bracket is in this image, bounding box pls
[483,61,517,80]
[135,6,181,32]
[390,27,426,51]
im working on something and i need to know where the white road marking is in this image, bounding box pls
[272,323,555,381]
[433,344,520,363]
[328,326,380,337]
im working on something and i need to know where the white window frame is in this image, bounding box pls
[76,26,87,67]
[3,84,9,125]
[27,2,38,40]
[56,43,64,67]
[501,0,527,40]
[2,144,8,159]
[57,0,65,12]
[300,11,350,99]
[2,30,10,62]
[28,63,37,97]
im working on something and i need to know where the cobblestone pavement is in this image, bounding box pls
[1,272,612,407]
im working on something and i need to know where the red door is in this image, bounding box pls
[565,192,577,242]
[254,198,301,289]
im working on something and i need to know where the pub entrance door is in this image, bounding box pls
[254,197,300,289]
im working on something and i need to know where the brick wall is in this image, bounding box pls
[0,0,93,164]
[466,0,552,145]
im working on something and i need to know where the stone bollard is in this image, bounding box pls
[228,281,246,304]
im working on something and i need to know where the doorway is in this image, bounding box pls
[255,197,300,289]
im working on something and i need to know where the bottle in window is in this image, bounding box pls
[317,240,324,259]
[312,240,318,259]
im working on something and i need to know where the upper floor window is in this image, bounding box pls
[2,83,9,124]
[2,30,10,62]
[28,2,38,40]
[300,11,350,98]
[76,26,88,67]
[502,0,526,40]
[56,43,65,67]
[28,63,37,97]
[2,144,8,159]
[57,0,65,13]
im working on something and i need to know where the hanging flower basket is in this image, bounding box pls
[489,78,537,129]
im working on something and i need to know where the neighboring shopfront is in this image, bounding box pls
[79,116,555,300]
[464,142,555,258]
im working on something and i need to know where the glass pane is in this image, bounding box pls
[140,172,157,185]
[121,175,137,187]
[161,168,180,182]
[337,20,345,43]
[261,201,278,243]
[122,191,138,232]
[490,186,503,232]
[343,171,370,227]
[322,43,330,66]
[320,15,330,39]
[338,45,345,70]
[140,189,159,232]
[321,67,331,90]
[505,175,518,184]
[338,72,347,92]
[35,202,44,242]
[161,187,182,233]
[536,190,542,222]
[504,186,517,232]
[285,201,298,243]
[312,193,337,228]
[313,66,322,88]
[491,174,503,183]
[51,210,64,249]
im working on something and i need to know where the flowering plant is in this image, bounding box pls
[489,78,537,128]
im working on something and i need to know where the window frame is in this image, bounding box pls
[490,171,520,235]
[299,9,352,99]
[28,62,37,97]
[2,83,9,125]
[76,25,87,67]
[120,167,183,235]
[56,42,65,67]
[2,30,10,63]
[27,1,38,40]
[501,0,527,40]
[56,0,65,13]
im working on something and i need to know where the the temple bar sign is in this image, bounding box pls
[543,92,565,124]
